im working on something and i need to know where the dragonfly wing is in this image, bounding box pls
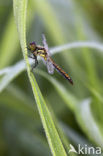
[42,34,54,74]
[41,57,46,65]
[46,59,54,74]
[42,34,50,55]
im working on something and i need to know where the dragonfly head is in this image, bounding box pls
[27,42,36,53]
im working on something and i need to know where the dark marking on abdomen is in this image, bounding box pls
[50,58,73,85]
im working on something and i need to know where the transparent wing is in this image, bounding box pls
[42,34,54,74]
[42,34,50,56]
[46,59,54,74]
[41,56,54,74]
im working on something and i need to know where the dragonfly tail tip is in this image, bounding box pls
[69,79,73,85]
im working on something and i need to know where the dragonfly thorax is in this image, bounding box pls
[37,49,47,60]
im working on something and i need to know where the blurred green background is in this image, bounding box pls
[0,0,103,155]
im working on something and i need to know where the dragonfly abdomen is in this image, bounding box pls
[51,58,73,85]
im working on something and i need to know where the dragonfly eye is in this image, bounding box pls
[28,41,36,52]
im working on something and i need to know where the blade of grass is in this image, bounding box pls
[45,102,78,156]
[0,38,103,103]
[0,60,25,92]
[75,99,103,148]
[13,0,67,155]
[30,72,67,156]
[0,14,19,69]
[31,0,65,44]
[0,48,103,148]
[34,70,103,148]
[60,122,100,156]
[1,39,103,103]
[0,40,103,92]
[50,41,103,54]
[75,9,100,89]
[35,69,78,112]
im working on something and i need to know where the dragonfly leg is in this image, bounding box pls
[31,55,38,71]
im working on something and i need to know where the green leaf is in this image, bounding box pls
[75,99,103,149]
[35,69,78,112]
[30,73,67,156]
[31,0,65,44]
[1,40,103,93]
[0,14,19,68]
[13,0,67,155]
[0,60,25,92]
[35,70,103,148]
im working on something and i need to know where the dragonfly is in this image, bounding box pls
[27,34,73,85]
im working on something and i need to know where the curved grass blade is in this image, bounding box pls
[0,60,25,92]
[0,39,103,103]
[75,99,103,149]
[35,70,103,148]
[13,0,67,155]
[50,41,103,55]
[35,69,78,112]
